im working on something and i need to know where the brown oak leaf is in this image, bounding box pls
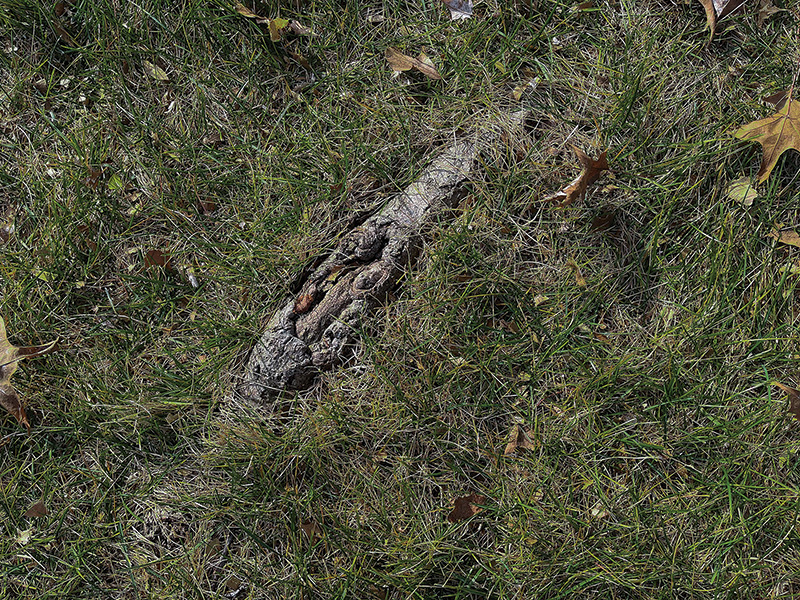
[0,316,57,431]
[734,92,800,183]
[757,0,783,27]
[447,493,486,523]
[546,146,608,206]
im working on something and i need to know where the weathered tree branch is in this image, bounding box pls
[237,110,526,402]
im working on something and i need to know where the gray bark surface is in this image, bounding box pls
[237,111,526,403]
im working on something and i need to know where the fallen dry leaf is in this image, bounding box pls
[590,208,616,232]
[725,176,758,206]
[385,47,442,80]
[16,529,31,546]
[767,228,800,248]
[288,20,312,36]
[197,198,217,215]
[234,2,263,20]
[589,502,611,520]
[546,146,608,206]
[757,0,783,26]
[714,0,747,20]
[566,258,587,287]
[442,0,472,20]
[696,0,717,36]
[225,576,243,593]
[32,79,48,95]
[144,249,174,271]
[764,89,790,111]
[84,165,103,189]
[447,493,486,523]
[52,20,77,46]
[510,77,538,101]
[300,520,323,543]
[734,92,800,183]
[696,0,746,38]
[235,4,299,39]
[774,382,800,420]
[0,316,57,431]
[293,293,315,314]
[24,501,48,518]
[268,17,289,42]
[143,60,169,82]
[504,424,537,455]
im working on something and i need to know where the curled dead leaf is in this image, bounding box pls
[288,20,312,36]
[144,249,174,271]
[269,17,289,42]
[758,0,783,27]
[234,2,261,19]
[32,79,48,95]
[53,20,77,46]
[696,0,747,38]
[546,146,608,206]
[293,293,315,314]
[566,258,587,287]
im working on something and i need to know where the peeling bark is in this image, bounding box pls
[237,111,526,402]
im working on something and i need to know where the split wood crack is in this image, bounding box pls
[237,110,527,403]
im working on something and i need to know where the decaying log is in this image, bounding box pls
[237,110,526,402]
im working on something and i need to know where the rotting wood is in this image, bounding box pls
[236,110,527,403]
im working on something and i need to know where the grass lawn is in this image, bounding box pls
[1,0,800,597]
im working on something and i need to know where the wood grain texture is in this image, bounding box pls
[236,111,526,402]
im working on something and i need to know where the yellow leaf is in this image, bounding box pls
[143,60,169,81]
[234,2,260,18]
[725,177,757,206]
[269,17,289,41]
[108,173,124,191]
